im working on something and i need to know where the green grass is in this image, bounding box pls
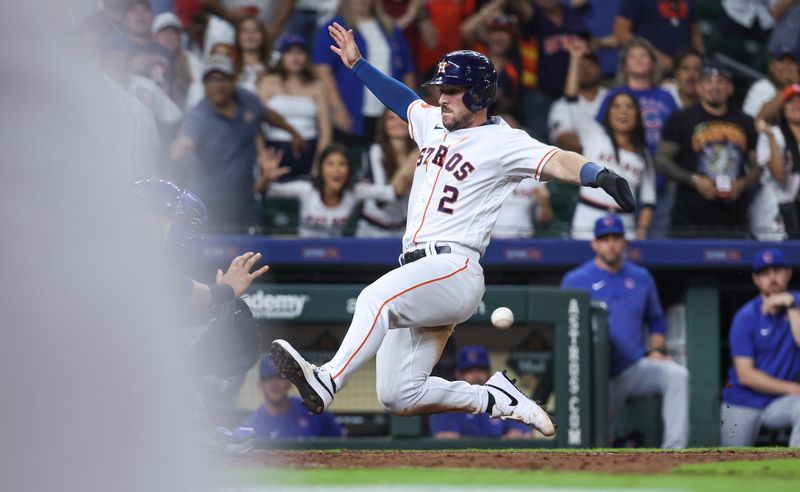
[673,458,800,478]
[228,467,798,491]
[225,448,800,491]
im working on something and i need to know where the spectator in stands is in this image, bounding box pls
[233,16,272,94]
[661,47,702,109]
[464,14,523,125]
[429,346,533,439]
[548,42,608,152]
[80,0,128,41]
[102,34,183,140]
[564,45,655,239]
[414,0,482,78]
[124,0,175,91]
[256,143,414,237]
[286,1,341,42]
[174,0,209,109]
[98,37,163,178]
[203,0,294,41]
[596,37,678,237]
[720,248,800,448]
[751,85,800,240]
[614,0,705,74]
[492,179,553,239]
[721,0,777,42]
[152,12,194,108]
[380,0,437,79]
[742,45,800,122]
[243,356,343,439]
[510,0,590,141]
[562,214,689,449]
[656,62,762,238]
[356,109,417,238]
[312,0,415,147]
[171,55,303,230]
[768,0,800,63]
[598,38,678,156]
[259,35,332,182]
[569,0,623,79]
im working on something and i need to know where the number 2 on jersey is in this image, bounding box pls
[437,185,459,214]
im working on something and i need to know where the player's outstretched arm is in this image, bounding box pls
[543,150,636,213]
[328,22,419,122]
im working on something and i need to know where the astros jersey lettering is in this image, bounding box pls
[403,100,559,254]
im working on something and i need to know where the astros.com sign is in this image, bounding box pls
[567,298,582,446]
[244,291,310,319]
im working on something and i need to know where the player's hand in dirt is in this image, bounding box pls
[217,252,270,297]
[328,22,363,69]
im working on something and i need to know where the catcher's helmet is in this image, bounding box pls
[133,178,207,259]
[423,50,498,112]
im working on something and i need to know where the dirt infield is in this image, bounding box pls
[232,449,800,474]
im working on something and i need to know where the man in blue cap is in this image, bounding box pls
[561,214,689,448]
[242,356,343,439]
[429,346,533,439]
[720,248,800,447]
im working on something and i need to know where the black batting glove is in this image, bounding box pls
[591,169,636,213]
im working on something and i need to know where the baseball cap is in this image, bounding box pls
[782,84,800,103]
[259,356,281,380]
[753,248,789,273]
[594,214,625,238]
[152,12,182,34]
[278,34,308,52]
[700,60,732,81]
[202,54,234,80]
[457,345,490,372]
[770,44,798,60]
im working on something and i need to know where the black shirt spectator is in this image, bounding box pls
[657,63,762,237]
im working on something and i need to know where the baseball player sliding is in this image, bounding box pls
[270,22,635,437]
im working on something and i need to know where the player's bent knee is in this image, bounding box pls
[666,362,689,383]
[376,385,421,416]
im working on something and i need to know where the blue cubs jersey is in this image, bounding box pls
[722,292,800,409]
[243,397,343,438]
[428,412,531,437]
[562,260,666,376]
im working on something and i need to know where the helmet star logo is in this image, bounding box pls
[437,61,448,75]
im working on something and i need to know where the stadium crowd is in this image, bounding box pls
[78,0,800,240]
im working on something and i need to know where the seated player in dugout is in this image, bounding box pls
[721,249,800,447]
[242,357,343,439]
[561,215,689,449]
[269,22,635,439]
[430,346,534,440]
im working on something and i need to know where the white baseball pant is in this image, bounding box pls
[608,357,690,448]
[720,396,800,447]
[320,244,489,416]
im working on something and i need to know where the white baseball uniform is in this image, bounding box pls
[319,100,559,416]
[268,180,396,237]
[565,102,656,240]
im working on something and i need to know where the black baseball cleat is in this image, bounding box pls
[269,339,335,415]
[485,370,555,437]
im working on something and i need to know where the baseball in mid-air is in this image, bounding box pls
[491,307,514,330]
